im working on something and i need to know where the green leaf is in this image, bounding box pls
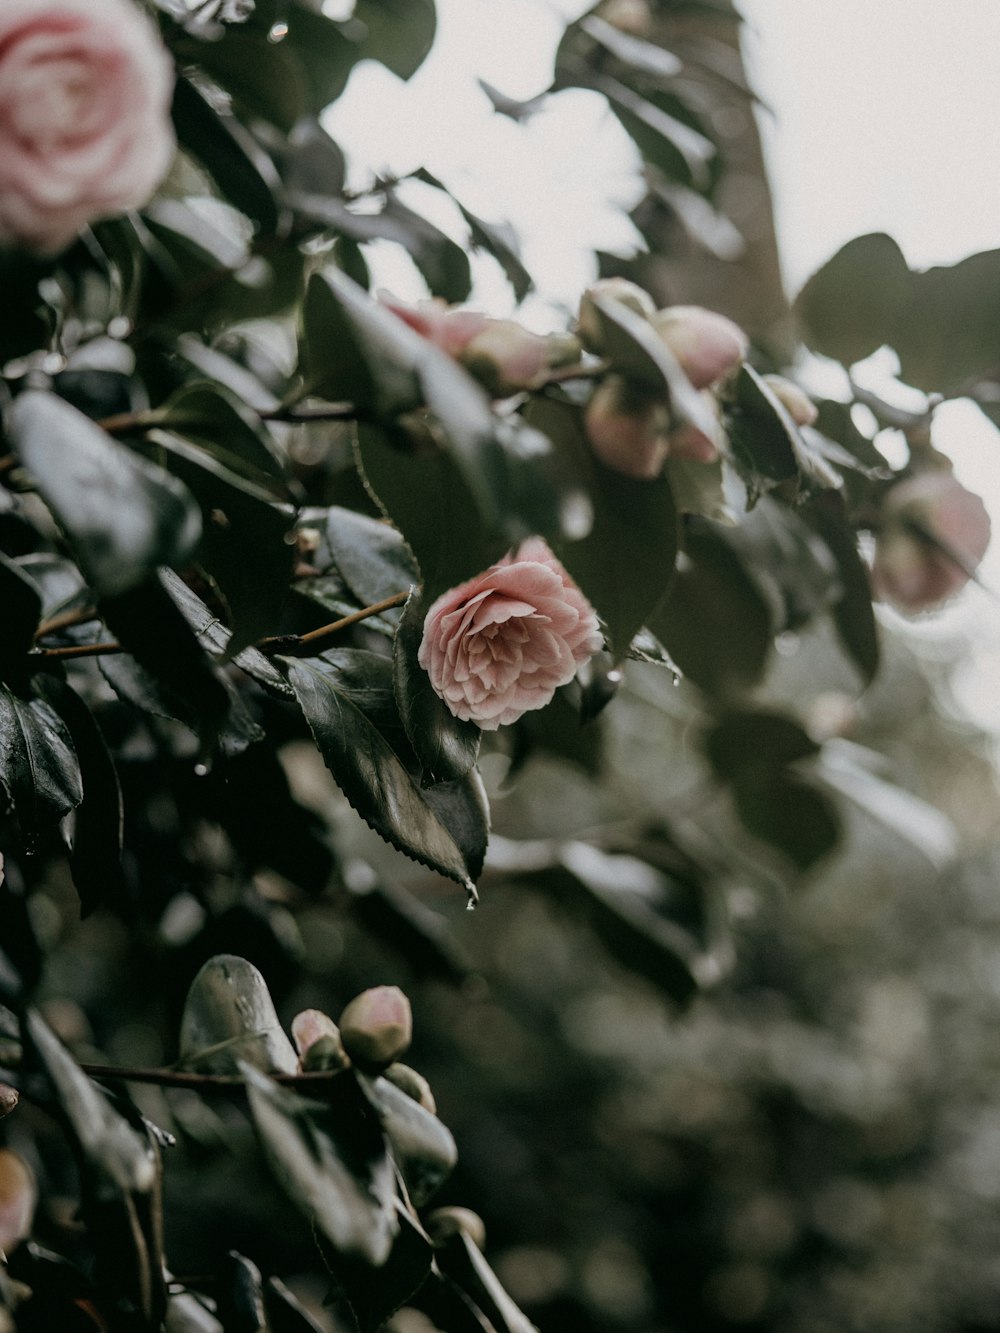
[353,0,436,79]
[730,365,841,494]
[524,396,677,660]
[158,382,290,496]
[422,768,490,885]
[796,232,910,367]
[324,506,418,607]
[597,77,716,192]
[282,655,475,890]
[100,577,232,744]
[433,1230,536,1333]
[178,954,298,1074]
[25,1010,167,1327]
[0,555,41,684]
[146,429,294,655]
[705,710,820,778]
[174,26,306,131]
[34,676,125,917]
[379,192,472,303]
[731,771,840,870]
[356,1071,457,1206]
[242,1065,398,1265]
[7,391,201,598]
[171,75,284,235]
[648,524,773,698]
[0,685,82,850]
[802,494,880,686]
[895,248,1000,393]
[393,592,481,783]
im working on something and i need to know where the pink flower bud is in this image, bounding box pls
[290,1009,347,1072]
[763,374,818,427]
[419,539,603,729]
[0,1085,18,1120]
[649,306,748,389]
[873,472,991,612]
[596,0,653,36]
[668,391,723,464]
[379,293,491,358]
[426,1206,487,1250]
[458,320,555,397]
[584,376,670,479]
[0,1149,35,1256]
[577,278,657,353]
[383,1062,437,1114]
[339,986,413,1071]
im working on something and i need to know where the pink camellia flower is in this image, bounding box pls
[419,538,603,729]
[649,305,748,390]
[0,0,176,255]
[380,293,571,396]
[873,471,991,612]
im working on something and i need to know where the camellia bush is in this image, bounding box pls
[0,0,998,1330]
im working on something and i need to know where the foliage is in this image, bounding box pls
[0,1,996,1330]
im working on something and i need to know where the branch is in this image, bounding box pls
[98,400,361,437]
[78,1061,344,1091]
[34,606,100,639]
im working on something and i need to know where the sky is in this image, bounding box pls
[324,0,1000,727]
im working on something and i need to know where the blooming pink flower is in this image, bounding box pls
[873,471,991,612]
[0,0,176,254]
[650,305,748,390]
[419,539,603,729]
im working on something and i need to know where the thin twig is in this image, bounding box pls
[258,589,410,654]
[34,640,123,661]
[34,606,99,639]
[77,1061,343,1091]
[98,400,360,438]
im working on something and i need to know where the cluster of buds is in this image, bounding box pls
[577,278,750,479]
[291,985,436,1112]
[380,294,580,399]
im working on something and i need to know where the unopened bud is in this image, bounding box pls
[0,1149,35,1257]
[426,1206,487,1251]
[649,305,747,389]
[459,321,554,397]
[339,986,412,1071]
[763,374,818,428]
[577,278,656,353]
[0,1084,18,1119]
[668,391,723,464]
[584,375,669,479]
[383,1062,437,1114]
[291,1009,348,1073]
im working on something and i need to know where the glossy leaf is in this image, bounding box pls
[796,232,910,367]
[324,506,418,608]
[0,554,41,684]
[357,1071,458,1206]
[6,391,201,598]
[0,686,82,850]
[282,655,475,889]
[178,954,298,1074]
[803,494,880,685]
[158,382,289,495]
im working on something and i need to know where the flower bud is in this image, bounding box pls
[426,1206,487,1251]
[873,471,991,612]
[584,375,670,479]
[291,1009,348,1072]
[649,305,748,389]
[597,0,653,36]
[577,278,656,353]
[339,986,413,1071]
[0,1149,35,1257]
[669,392,723,464]
[383,1062,437,1114]
[763,374,818,427]
[458,321,555,397]
[0,1084,18,1120]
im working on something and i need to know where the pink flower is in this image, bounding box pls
[339,986,413,1071]
[0,0,176,255]
[873,472,991,612]
[380,293,571,397]
[650,305,748,389]
[419,539,603,729]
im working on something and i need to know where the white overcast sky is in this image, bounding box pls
[325,0,1000,726]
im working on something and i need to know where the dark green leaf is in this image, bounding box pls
[727,366,841,494]
[158,382,289,495]
[732,771,841,870]
[0,686,82,850]
[324,506,418,607]
[178,954,298,1074]
[353,0,436,79]
[324,1204,434,1333]
[356,1071,458,1206]
[34,676,125,917]
[216,1252,268,1333]
[597,77,715,192]
[176,25,306,131]
[648,524,773,698]
[705,710,820,780]
[802,494,880,685]
[434,1230,535,1333]
[242,1065,398,1265]
[0,555,41,684]
[7,390,201,598]
[282,655,475,890]
[146,429,294,654]
[422,769,490,885]
[265,1277,328,1333]
[895,248,1000,393]
[25,1011,167,1327]
[393,592,481,783]
[525,396,677,659]
[380,192,472,303]
[796,232,910,367]
[171,75,284,235]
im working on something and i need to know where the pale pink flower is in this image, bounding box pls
[0,0,176,254]
[650,305,748,389]
[419,539,603,729]
[873,472,991,612]
[585,376,669,479]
